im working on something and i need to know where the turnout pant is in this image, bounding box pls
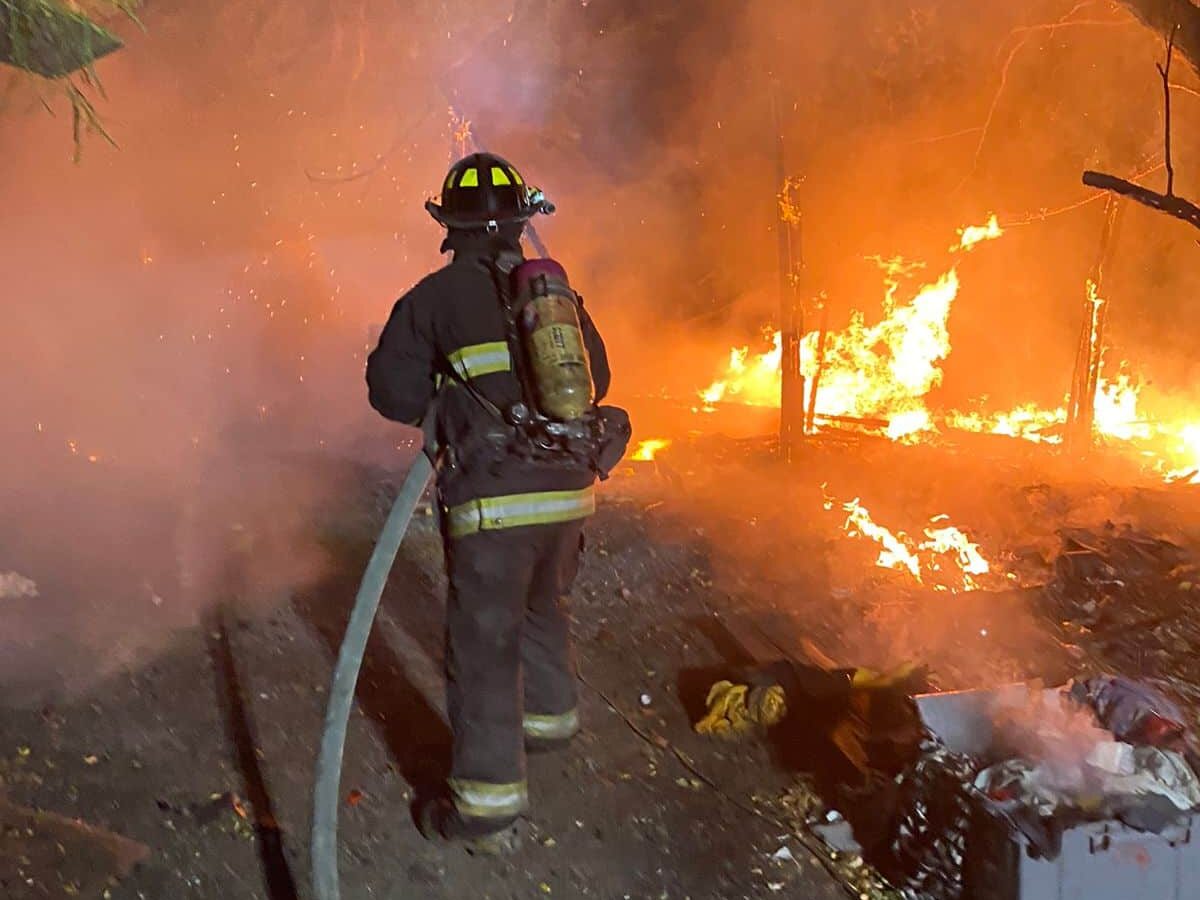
[443,518,585,824]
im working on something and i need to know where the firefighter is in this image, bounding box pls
[366,152,622,855]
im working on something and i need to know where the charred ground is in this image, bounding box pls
[3,428,1200,898]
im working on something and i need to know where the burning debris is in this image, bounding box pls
[827,495,997,593]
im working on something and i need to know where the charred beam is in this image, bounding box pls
[1081,170,1200,232]
[771,81,806,458]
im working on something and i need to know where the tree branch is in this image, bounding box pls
[1156,23,1180,195]
[1116,0,1200,74]
[1082,170,1200,231]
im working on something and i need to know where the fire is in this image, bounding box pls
[803,264,958,426]
[700,332,782,407]
[694,215,1200,488]
[1164,424,1200,483]
[945,403,1066,444]
[699,256,964,430]
[953,214,1003,252]
[839,497,920,580]
[632,438,671,461]
[834,497,993,593]
[1093,373,1149,442]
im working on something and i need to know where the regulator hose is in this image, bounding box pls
[311,449,435,900]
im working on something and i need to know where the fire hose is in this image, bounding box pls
[310,442,435,900]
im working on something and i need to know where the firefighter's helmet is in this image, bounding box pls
[425,152,555,231]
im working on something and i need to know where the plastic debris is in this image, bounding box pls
[771,845,795,862]
[1068,675,1187,748]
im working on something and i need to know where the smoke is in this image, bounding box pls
[1,0,1198,698]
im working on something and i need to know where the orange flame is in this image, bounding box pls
[833,497,993,593]
[632,438,671,461]
[696,216,1200,487]
[700,332,782,407]
[952,214,1003,252]
[699,255,964,431]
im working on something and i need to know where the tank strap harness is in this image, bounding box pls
[439,253,630,485]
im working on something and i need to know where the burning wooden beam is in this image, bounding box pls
[1066,194,1125,449]
[770,80,806,460]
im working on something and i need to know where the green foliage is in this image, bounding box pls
[0,0,127,76]
[0,0,139,159]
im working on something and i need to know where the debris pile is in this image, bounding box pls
[884,678,1200,900]
[1039,522,1200,686]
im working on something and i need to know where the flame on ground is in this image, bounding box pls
[632,438,671,461]
[832,496,993,593]
[696,215,1200,484]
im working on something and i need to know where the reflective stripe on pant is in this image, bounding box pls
[448,778,528,820]
[444,518,584,821]
[446,487,595,539]
[523,708,580,741]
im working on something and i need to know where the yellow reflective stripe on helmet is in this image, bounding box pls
[448,778,528,819]
[445,341,511,380]
[448,487,596,538]
[491,167,512,186]
[445,170,457,190]
[458,167,479,188]
[524,709,580,740]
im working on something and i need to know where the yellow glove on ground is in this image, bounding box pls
[694,680,787,737]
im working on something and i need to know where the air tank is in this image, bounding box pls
[512,259,595,422]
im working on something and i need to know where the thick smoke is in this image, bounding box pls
[0,0,1197,697]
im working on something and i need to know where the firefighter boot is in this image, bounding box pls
[417,795,523,856]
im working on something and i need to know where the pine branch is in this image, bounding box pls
[0,1,138,159]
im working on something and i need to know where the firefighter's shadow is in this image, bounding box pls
[295,525,452,808]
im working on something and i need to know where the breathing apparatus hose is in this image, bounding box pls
[311,446,435,900]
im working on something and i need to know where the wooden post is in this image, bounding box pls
[771,82,805,459]
[805,299,829,434]
[1066,194,1125,449]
